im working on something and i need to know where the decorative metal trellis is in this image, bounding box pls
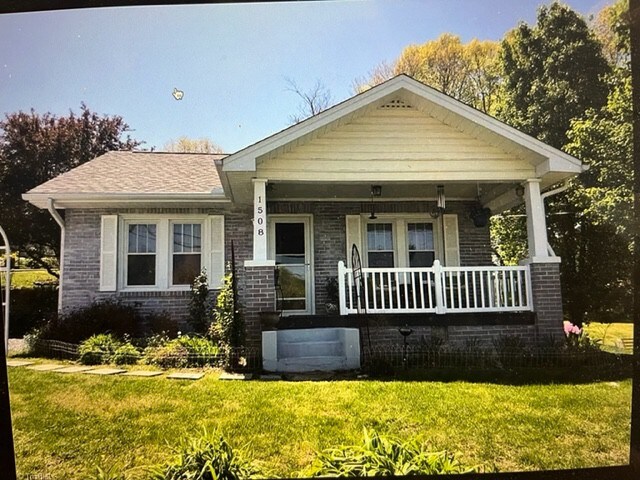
[351,244,371,353]
[0,225,10,353]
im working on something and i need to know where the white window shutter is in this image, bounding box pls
[345,215,362,267]
[99,215,118,291]
[442,214,460,267]
[207,215,225,289]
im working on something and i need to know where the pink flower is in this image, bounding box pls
[564,322,581,336]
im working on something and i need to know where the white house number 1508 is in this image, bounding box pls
[256,196,265,236]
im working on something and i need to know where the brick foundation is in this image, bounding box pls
[529,261,564,339]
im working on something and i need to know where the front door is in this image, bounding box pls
[270,216,313,315]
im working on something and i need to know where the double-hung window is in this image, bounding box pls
[367,223,394,267]
[407,222,435,267]
[172,223,202,286]
[126,223,157,286]
[111,215,224,292]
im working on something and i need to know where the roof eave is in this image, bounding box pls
[23,192,230,209]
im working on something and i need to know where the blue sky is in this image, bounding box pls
[0,0,610,152]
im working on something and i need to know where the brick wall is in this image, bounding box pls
[269,200,492,313]
[61,206,253,329]
[529,262,564,339]
[61,201,498,346]
[243,266,276,348]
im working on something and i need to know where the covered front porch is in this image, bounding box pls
[338,260,532,315]
[217,76,584,371]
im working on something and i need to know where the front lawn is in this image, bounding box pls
[3,268,57,288]
[584,322,633,351]
[8,367,631,478]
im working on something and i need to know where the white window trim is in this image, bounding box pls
[361,214,442,268]
[118,214,210,292]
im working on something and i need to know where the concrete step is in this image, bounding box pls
[276,355,350,372]
[278,340,343,358]
[276,328,340,343]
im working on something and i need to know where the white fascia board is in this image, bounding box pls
[400,81,585,172]
[22,192,230,209]
[535,157,585,176]
[222,77,413,172]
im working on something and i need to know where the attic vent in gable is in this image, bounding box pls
[379,99,413,109]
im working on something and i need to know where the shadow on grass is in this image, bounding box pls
[363,354,633,386]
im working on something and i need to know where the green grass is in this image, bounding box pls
[584,322,634,352]
[8,367,631,478]
[1,269,58,288]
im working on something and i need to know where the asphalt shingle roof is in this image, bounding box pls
[26,151,227,195]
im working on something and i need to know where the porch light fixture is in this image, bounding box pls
[369,185,382,220]
[515,184,525,197]
[430,185,446,218]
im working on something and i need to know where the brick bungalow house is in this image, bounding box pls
[23,75,585,372]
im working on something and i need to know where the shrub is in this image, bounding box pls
[8,284,58,337]
[144,340,189,369]
[177,335,220,366]
[78,334,122,365]
[112,342,141,365]
[33,300,144,343]
[147,312,179,337]
[303,429,481,476]
[189,269,211,333]
[148,428,259,480]
[209,270,244,369]
[492,334,528,366]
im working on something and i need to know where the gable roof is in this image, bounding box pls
[23,151,229,208]
[222,74,585,178]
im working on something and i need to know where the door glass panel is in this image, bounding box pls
[275,222,306,312]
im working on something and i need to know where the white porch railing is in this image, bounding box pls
[337,260,532,315]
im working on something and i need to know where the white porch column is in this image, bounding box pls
[246,178,275,267]
[522,178,559,264]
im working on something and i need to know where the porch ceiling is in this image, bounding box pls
[266,181,509,203]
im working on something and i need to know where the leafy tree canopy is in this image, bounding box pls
[497,2,610,149]
[0,104,141,276]
[354,34,501,113]
[164,136,224,153]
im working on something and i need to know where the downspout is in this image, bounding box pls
[47,199,65,313]
[540,180,571,257]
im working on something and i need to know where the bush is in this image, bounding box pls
[8,284,58,337]
[112,342,141,365]
[28,300,179,344]
[303,429,481,476]
[148,428,259,480]
[144,335,219,368]
[177,335,220,366]
[189,270,212,333]
[33,300,144,343]
[78,334,122,365]
[147,312,180,337]
[492,334,528,366]
[209,270,244,369]
[144,340,189,369]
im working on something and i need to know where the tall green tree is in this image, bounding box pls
[497,2,610,149]
[493,0,629,325]
[559,0,632,324]
[0,104,141,276]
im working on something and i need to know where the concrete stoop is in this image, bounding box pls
[262,327,361,373]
